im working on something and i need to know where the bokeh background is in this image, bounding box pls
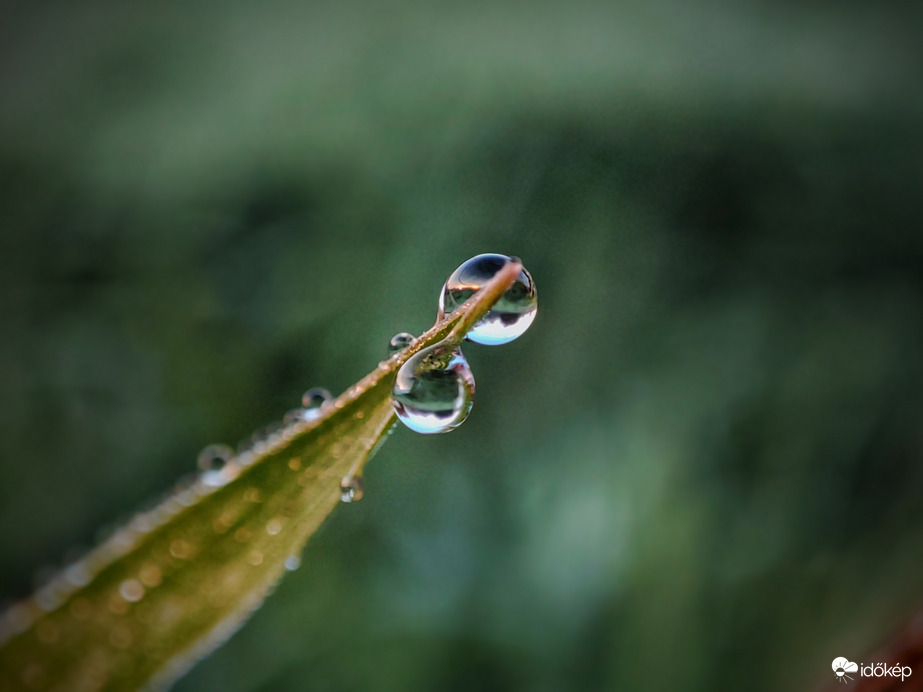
[2,2,922,690]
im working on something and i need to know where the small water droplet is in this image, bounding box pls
[197,444,233,473]
[339,476,364,503]
[265,518,283,535]
[119,579,145,603]
[5,603,33,634]
[34,585,63,612]
[392,342,475,434]
[438,253,537,345]
[139,564,162,588]
[284,555,301,571]
[301,387,332,410]
[258,422,283,441]
[283,408,304,425]
[169,539,192,560]
[198,445,237,487]
[64,561,91,588]
[388,332,414,354]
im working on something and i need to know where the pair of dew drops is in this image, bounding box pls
[198,254,537,503]
[391,253,537,433]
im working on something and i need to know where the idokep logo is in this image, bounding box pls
[832,657,913,684]
[832,658,858,683]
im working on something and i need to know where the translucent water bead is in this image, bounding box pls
[302,387,332,411]
[197,444,234,487]
[340,476,364,503]
[388,332,414,354]
[197,444,233,473]
[438,253,537,345]
[392,342,475,434]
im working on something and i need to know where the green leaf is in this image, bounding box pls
[0,259,525,692]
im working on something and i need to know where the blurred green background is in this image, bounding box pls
[1,1,922,690]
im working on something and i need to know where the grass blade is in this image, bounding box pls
[0,259,524,692]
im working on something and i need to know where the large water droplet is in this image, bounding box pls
[438,253,537,345]
[339,476,364,503]
[392,342,475,434]
[388,332,414,354]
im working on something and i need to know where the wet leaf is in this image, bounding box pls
[0,260,525,692]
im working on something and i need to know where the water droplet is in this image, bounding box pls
[283,408,305,425]
[284,555,301,571]
[265,518,283,535]
[340,476,364,503]
[169,539,192,560]
[301,387,332,410]
[64,561,91,588]
[438,253,537,345]
[34,585,63,612]
[197,444,237,487]
[388,332,414,354]
[119,579,145,603]
[197,444,233,473]
[139,564,163,588]
[5,603,33,634]
[392,342,475,434]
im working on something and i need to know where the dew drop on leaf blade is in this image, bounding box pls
[438,253,537,345]
[339,476,364,503]
[196,445,233,473]
[391,342,475,434]
[301,387,332,410]
[388,332,414,354]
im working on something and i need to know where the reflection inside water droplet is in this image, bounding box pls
[392,342,475,434]
[438,253,537,345]
[339,476,364,503]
